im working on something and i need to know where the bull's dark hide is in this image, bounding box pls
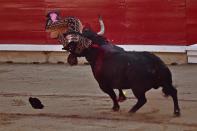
[45,12,180,116]
[64,28,181,116]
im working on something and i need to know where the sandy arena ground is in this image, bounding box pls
[0,63,197,131]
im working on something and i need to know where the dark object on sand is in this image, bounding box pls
[29,97,44,109]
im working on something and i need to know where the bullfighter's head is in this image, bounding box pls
[45,11,83,38]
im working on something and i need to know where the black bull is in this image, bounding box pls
[45,14,180,116]
[64,28,181,117]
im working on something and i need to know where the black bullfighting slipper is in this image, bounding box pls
[29,97,44,109]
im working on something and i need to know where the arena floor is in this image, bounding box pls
[0,64,196,131]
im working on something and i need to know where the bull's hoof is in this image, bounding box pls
[174,110,181,117]
[128,110,136,114]
[117,96,127,102]
[112,106,120,111]
[128,111,135,116]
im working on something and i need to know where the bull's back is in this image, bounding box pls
[100,51,171,89]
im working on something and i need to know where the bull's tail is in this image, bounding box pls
[162,87,170,97]
[162,84,180,116]
[162,84,177,97]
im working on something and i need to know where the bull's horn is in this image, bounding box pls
[97,15,105,35]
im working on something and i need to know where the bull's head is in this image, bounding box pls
[45,11,105,38]
[45,11,105,65]
[62,15,105,55]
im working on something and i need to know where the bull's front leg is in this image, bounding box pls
[99,84,120,111]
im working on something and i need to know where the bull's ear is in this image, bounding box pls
[97,15,105,35]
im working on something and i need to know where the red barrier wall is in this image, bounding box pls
[187,0,197,44]
[0,0,196,45]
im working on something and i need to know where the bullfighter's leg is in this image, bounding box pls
[100,86,120,111]
[117,89,127,102]
[162,84,180,116]
[129,91,147,113]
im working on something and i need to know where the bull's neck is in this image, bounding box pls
[84,45,104,72]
